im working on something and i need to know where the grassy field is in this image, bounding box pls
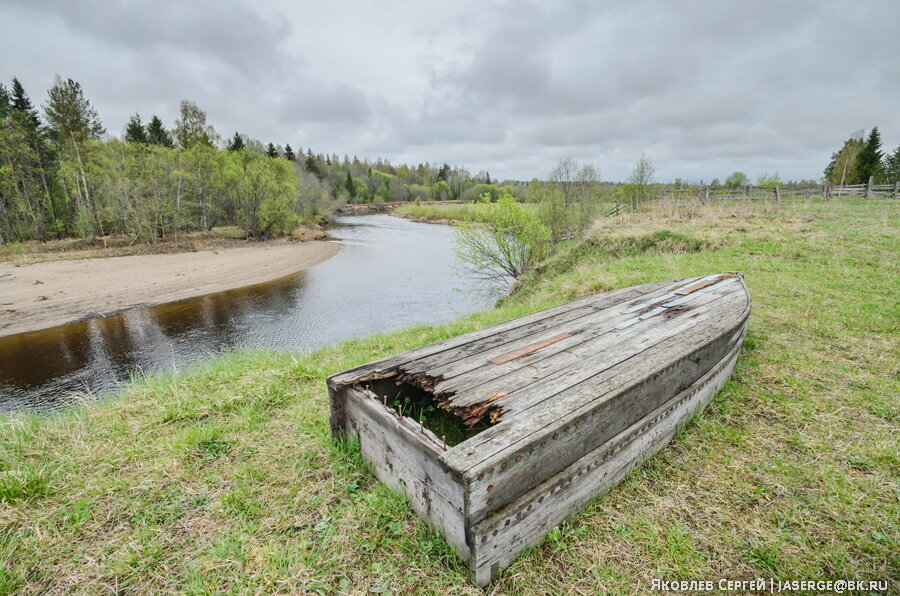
[393,203,478,224]
[1,198,897,594]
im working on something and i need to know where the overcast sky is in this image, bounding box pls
[2,0,898,182]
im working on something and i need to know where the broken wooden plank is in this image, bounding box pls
[489,333,573,364]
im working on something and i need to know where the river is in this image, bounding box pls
[0,215,493,412]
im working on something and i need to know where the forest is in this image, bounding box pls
[2,76,898,246]
[0,77,518,244]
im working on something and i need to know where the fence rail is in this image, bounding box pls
[647,178,899,206]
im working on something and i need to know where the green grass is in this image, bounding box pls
[1,198,897,593]
[394,202,478,223]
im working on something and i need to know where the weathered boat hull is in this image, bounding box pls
[328,273,750,585]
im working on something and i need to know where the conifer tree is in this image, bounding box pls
[227,131,245,151]
[344,170,356,198]
[146,115,174,147]
[124,114,148,143]
[854,127,883,183]
[10,77,41,130]
[265,142,279,158]
[305,149,321,178]
[284,144,295,161]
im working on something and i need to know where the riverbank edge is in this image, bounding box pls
[0,240,341,339]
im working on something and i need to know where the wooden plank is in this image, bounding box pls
[441,286,749,474]
[460,320,747,523]
[399,283,666,376]
[449,287,743,414]
[424,281,689,387]
[433,282,735,401]
[340,387,470,558]
[329,282,666,388]
[489,333,572,364]
[467,334,743,585]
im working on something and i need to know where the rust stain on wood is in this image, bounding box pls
[489,333,573,365]
[674,278,719,295]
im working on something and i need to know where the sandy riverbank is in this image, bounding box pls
[0,240,340,337]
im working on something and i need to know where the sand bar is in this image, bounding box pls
[0,240,340,337]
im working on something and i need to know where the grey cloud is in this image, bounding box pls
[1,0,898,181]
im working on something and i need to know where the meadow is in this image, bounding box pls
[1,198,896,594]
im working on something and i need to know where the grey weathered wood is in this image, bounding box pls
[328,274,751,585]
[327,282,666,389]
[457,319,747,524]
[399,284,663,376]
[468,332,744,585]
[339,386,469,557]
[427,283,702,395]
[441,287,737,411]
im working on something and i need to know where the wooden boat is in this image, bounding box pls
[328,273,750,585]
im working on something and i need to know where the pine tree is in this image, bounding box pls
[344,170,356,198]
[146,115,174,147]
[284,144,295,161]
[124,113,148,143]
[266,142,279,158]
[10,77,41,130]
[227,131,245,151]
[854,127,883,184]
[305,149,320,178]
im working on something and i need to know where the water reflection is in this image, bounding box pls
[0,215,492,412]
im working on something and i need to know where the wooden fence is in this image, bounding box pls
[647,177,900,206]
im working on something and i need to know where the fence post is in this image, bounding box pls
[774,186,781,202]
[894,181,899,198]
[746,185,752,201]
[865,176,873,198]
[824,185,830,201]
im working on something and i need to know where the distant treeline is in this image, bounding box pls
[0,76,519,244]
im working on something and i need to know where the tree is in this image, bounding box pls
[265,142,279,158]
[226,132,245,151]
[44,77,105,144]
[880,145,900,184]
[174,100,218,149]
[725,172,749,187]
[824,131,864,185]
[10,78,40,130]
[756,172,781,187]
[284,144,295,161]
[454,193,551,292]
[44,77,106,235]
[344,170,356,199]
[627,153,655,206]
[124,114,148,144]
[146,115,174,147]
[854,127,883,183]
[231,152,299,238]
[0,83,11,119]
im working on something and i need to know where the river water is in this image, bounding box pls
[0,215,493,413]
